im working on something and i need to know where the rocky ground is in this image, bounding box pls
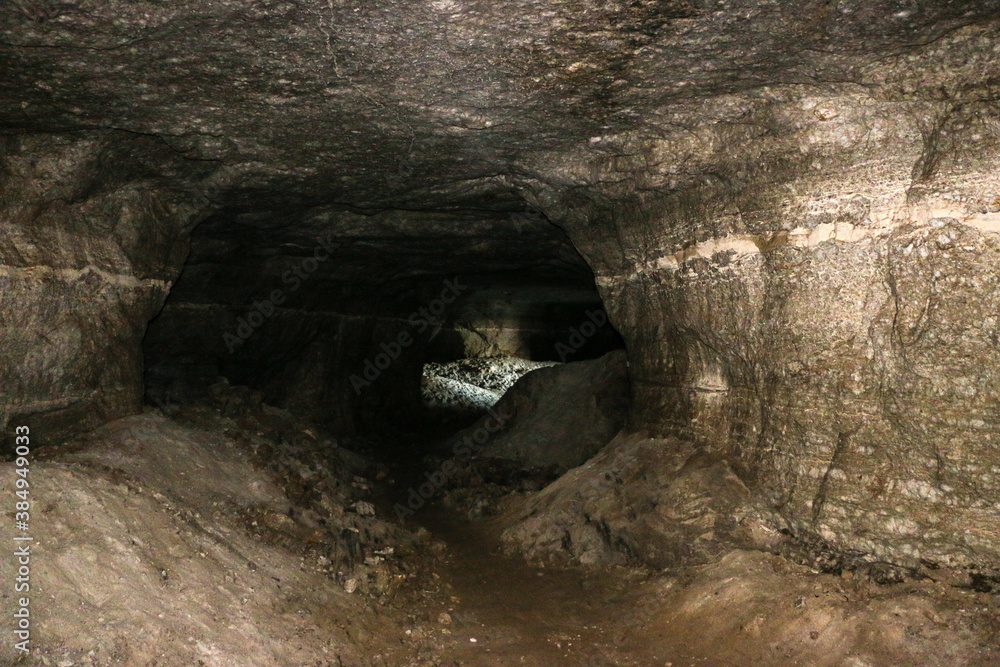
[424,358,560,396]
[420,357,559,418]
[2,385,999,665]
[0,392,416,666]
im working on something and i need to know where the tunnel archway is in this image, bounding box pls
[141,200,626,440]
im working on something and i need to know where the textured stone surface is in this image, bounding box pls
[4,0,1000,572]
[3,0,996,211]
[421,375,501,416]
[0,132,210,445]
[424,357,558,394]
[456,350,630,473]
[554,27,1000,569]
[0,410,411,665]
[501,433,752,567]
[421,357,558,416]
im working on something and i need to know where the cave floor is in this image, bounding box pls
[8,404,999,666]
[378,500,652,666]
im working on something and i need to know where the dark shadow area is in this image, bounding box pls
[141,201,627,452]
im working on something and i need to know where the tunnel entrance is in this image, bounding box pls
[141,201,626,444]
[138,193,633,558]
[124,194,642,664]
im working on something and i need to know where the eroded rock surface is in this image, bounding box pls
[0,408,415,665]
[452,350,630,474]
[0,132,210,445]
[4,0,1000,576]
[421,356,560,417]
[501,433,753,567]
[571,32,1000,571]
[421,375,502,417]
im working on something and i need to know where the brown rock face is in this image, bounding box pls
[501,433,752,567]
[0,132,210,442]
[561,29,1000,570]
[455,349,630,474]
[3,1,1000,571]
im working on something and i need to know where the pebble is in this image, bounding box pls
[353,500,376,516]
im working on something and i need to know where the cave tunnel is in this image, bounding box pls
[3,1,1000,664]
[142,199,626,442]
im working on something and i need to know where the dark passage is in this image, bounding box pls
[142,203,625,439]
[4,1,1000,664]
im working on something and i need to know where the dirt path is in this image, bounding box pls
[369,432,657,667]
[405,504,647,666]
[15,411,999,667]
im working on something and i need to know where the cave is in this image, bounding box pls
[141,199,625,436]
[2,1,1000,665]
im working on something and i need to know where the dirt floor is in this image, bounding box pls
[2,399,999,666]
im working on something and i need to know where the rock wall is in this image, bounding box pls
[529,24,1000,570]
[423,285,623,361]
[0,132,210,445]
[458,350,630,473]
[502,434,751,567]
